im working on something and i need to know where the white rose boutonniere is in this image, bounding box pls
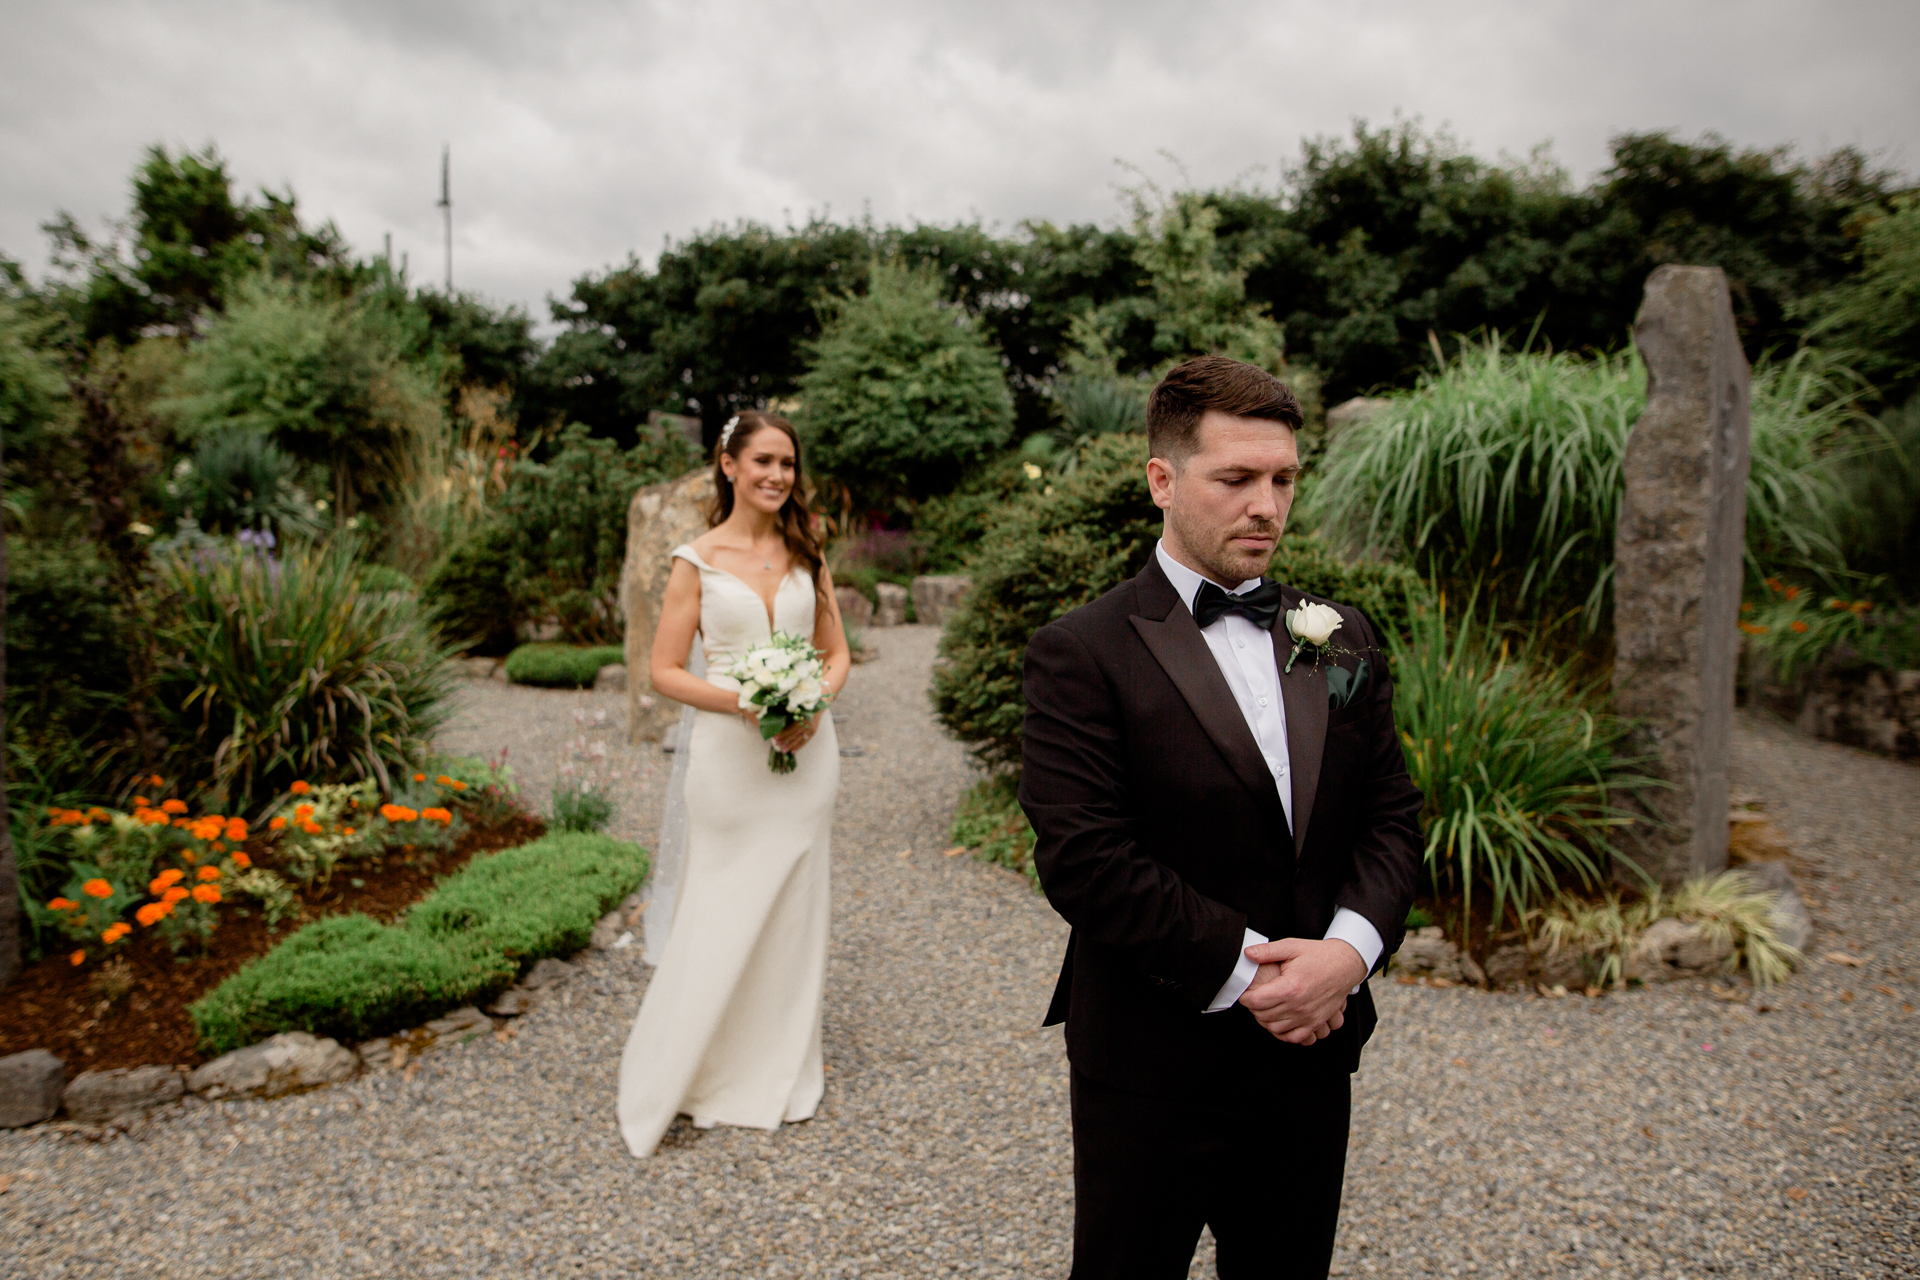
[1284,602,1344,673]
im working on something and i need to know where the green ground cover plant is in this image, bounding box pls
[949,774,1038,888]
[190,831,648,1053]
[504,643,625,688]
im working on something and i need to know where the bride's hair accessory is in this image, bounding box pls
[718,415,741,451]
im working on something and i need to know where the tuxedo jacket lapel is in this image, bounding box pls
[1129,559,1279,814]
[1276,588,1328,858]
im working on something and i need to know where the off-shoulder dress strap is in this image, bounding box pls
[672,544,709,570]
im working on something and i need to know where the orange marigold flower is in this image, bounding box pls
[47,897,78,911]
[1738,622,1768,635]
[198,865,221,881]
[301,820,323,835]
[82,879,113,899]
[140,808,171,826]
[190,817,224,840]
[102,923,131,944]
[180,849,197,863]
[1739,602,1754,613]
[451,780,467,791]
[162,886,190,905]
[136,902,169,927]
[153,867,184,887]
[1765,577,1783,593]
[148,774,165,788]
[269,816,288,831]
[210,841,225,853]
[379,803,418,822]
[435,774,453,786]
[45,806,61,818]
[70,950,86,966]
[86,807,110,820]
[131,796,150,808]
[422,807,453,824]
[1828,599,1849,610]
[231,851,252,868]
[1853,600,1873,613]
[225,818,248,841]
[1790,620,1809,633]
[191,884,221,904]
[290,780,312,795]
[1783,586,1800,601]
[341,826,355,836]
[294,804,315,822]
[161,798,189,814]
[414,772,426,783]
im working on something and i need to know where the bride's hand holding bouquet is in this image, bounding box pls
[727,631,833,773]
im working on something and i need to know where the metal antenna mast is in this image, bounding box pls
[436,144,452,292]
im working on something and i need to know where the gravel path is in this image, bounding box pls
[3,633,1914,1278]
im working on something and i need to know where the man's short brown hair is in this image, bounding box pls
[1146,355,1303,465]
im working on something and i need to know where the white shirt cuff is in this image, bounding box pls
[1206,927,1268,1012]
[1325,907,1384,992]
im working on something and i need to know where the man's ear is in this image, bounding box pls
[1146,456,1176,512]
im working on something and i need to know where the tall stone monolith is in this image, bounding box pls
[1613,265,1752,885]
[619,467,716,743]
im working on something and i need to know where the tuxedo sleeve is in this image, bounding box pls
[1019,621,1247,1011]
[1329,608,1425,974]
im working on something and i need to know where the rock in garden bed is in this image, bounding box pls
[0,811,545,1077]
[186,1032,359,1100]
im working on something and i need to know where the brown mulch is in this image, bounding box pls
[0,811,545,1075]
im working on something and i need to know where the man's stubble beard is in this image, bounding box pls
[1167,499,1280,587]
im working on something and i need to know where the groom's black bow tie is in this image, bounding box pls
[1191,579,1286,630]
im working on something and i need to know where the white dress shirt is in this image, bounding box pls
[1150,542,1383,1012]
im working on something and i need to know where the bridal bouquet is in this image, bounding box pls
[726,631,832,774]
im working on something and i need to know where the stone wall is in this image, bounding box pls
[1746,657,1920,760]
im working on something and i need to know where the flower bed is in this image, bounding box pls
[0,761,538,1074]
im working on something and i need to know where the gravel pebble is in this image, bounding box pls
[1,638,1913,1278]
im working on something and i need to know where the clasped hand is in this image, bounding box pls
[1236,937,1368,1046]
[741,708,820,754]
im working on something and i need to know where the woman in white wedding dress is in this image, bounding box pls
[618,410,851,1159]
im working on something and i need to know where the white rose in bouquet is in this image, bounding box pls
[725,631,835,773]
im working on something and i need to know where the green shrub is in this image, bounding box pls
[504,643,624,688]
[912,452,1050,571]
[423,519,517,654]
[357,563,415,594]
[168,428,324,540]
[4,537,133,789]
[1389,599,1656,930]
[502,424,692,645]
[950,774,1038,889]
[799,261,1015,500]
[1267,531,1429,645]
[1303,339,1869,632]
[1803,193,1920,407]
[190,832,648,1052]
[152,538,458,812]
[189,913,517,1054]
[432,751,523,825]
[1741,580,1920,683]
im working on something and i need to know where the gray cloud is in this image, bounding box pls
[4,0,1915,325]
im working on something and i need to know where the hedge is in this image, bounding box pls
[504,643,626,687]
[191,832,649,1054]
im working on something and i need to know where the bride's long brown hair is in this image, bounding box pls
[707,410,826,596]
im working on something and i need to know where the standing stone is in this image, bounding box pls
[619,468,717,743]
[1613,266,1752,885]
[835,585,874,630]
[0,1050,65,1128]
[872,582,909,627]
[910,575,973,628]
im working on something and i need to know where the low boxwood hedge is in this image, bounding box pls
[191,832,649,1054]
[504,643,626,688]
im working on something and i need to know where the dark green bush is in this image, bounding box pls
[502,424,692,645]
[504,643,624,688]
[931,432,1428,770]
[357,563,415,594]
[798,261,1015,500]
[190,832,649,1052]
[913,452,1050,571]
[950,774,1038,889]
[169,427,324,540]
[423,520,517,655]
[5,537,133,785]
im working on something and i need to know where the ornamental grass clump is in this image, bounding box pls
[1532,871,1802,987]
[1304,340,1867,633]
[153,538,458,812]
[1389,599,1657,931]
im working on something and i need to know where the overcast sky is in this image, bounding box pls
[5,0,1917,327]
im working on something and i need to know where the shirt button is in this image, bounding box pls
[1258,696,1268,707]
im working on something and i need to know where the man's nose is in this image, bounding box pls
[1246,481,1280,519]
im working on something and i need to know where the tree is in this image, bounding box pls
[164,275,441,519]
[1804,195,1920,407]
[797,262,1015,500]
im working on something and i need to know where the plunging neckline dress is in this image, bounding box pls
[617,545,839,1157]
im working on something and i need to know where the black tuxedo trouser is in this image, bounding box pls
[1068,1066,1352,1280]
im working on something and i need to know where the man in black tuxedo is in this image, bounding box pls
[1020,355,1424,1278]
